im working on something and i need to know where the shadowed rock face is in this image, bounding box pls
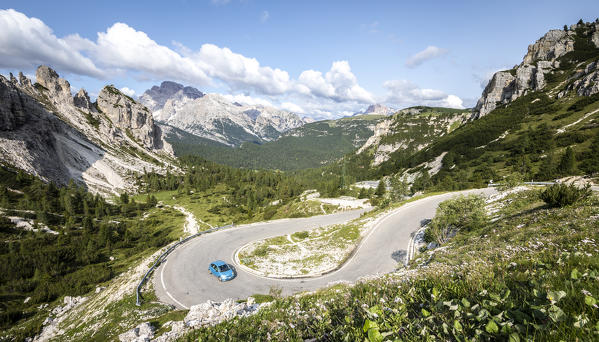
[0,65,174,195]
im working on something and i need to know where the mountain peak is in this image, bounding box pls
[354,104,393,116]
[140,81,204,113]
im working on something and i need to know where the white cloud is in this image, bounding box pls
[383,79,464,109]
[90,23,211,85]
[0,9,102,77]
[119,87,135,97]
[211,0,231,5]
[281,102,304,113]
[406,46,448,68]
[298,61,375,103]
[261,11,270,23]
[0,9,465,118]
[221,93,274,107]
[191,43,292,95]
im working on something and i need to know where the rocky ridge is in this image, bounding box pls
[472,21,599,119]
[357,107,469,166]
[0,66,174,195]
[139,81,305,147]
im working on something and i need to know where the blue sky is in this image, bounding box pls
[1,0,598,118]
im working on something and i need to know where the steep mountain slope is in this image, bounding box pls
[355,106,470,167]
[0,66,174,195]
[163,114,384,170]
[375,20,599,190]
[139,82,305,147]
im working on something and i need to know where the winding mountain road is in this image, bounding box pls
[154,188,496,309]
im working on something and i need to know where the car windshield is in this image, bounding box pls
[218,264,230,272]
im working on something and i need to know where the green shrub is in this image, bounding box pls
[497,172,523,191]
[540,183,591,207]
[424,195,488,245]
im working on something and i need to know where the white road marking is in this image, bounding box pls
[161,258,189,309]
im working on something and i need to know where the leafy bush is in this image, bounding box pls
[540,183,591,207]
[497,172,523,191]
[424,195,488,245]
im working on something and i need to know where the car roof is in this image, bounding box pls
[212,260,227,266]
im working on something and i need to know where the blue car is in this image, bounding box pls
[208,260,235,281]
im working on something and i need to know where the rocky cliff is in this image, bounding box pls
[357,107,469,166]
[0,66,174,195]
[139,81,305,147]
[472,21,599,119]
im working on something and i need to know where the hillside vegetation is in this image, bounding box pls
[382,22,599,191]
[184,187,599,341]
[164,115,384,170]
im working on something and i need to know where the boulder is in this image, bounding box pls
[118,322,155,342]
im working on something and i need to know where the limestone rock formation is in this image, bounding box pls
[472,21,599,119]
[97,86,159,150]
[560,60,599,97]
[522,29,574,65]
[0,65,175,195]
[73,89,92,110]
[36,65,73,104]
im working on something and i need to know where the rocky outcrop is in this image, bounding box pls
[560,60,599,97]
[0,66,175,195]
[472,21,599,119]
[36,65,73,105]
[357,107,468,166]
[118,322,155,342]
[184,298,259,327]
[73,89,92,110]
[97,86,159,150]
[522,29,574,65]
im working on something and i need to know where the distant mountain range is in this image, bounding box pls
[353,104,395,116]
[163,114,386,170]
[139,81,305,147]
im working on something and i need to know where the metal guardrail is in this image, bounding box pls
[487,181,557,187]
[135,223,234,306]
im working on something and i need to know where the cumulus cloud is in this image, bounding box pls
[221,93,274,107]
[190,43,292,95]
[119,87,135,97]
[0,9,102,77]
[90,23,211,85]
[0,9,466,118]
[280,102,305,113]
[383,79,464,109]
[405,46,448,68]
[298,61,375,103]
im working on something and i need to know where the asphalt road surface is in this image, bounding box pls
[154,188,496,309]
